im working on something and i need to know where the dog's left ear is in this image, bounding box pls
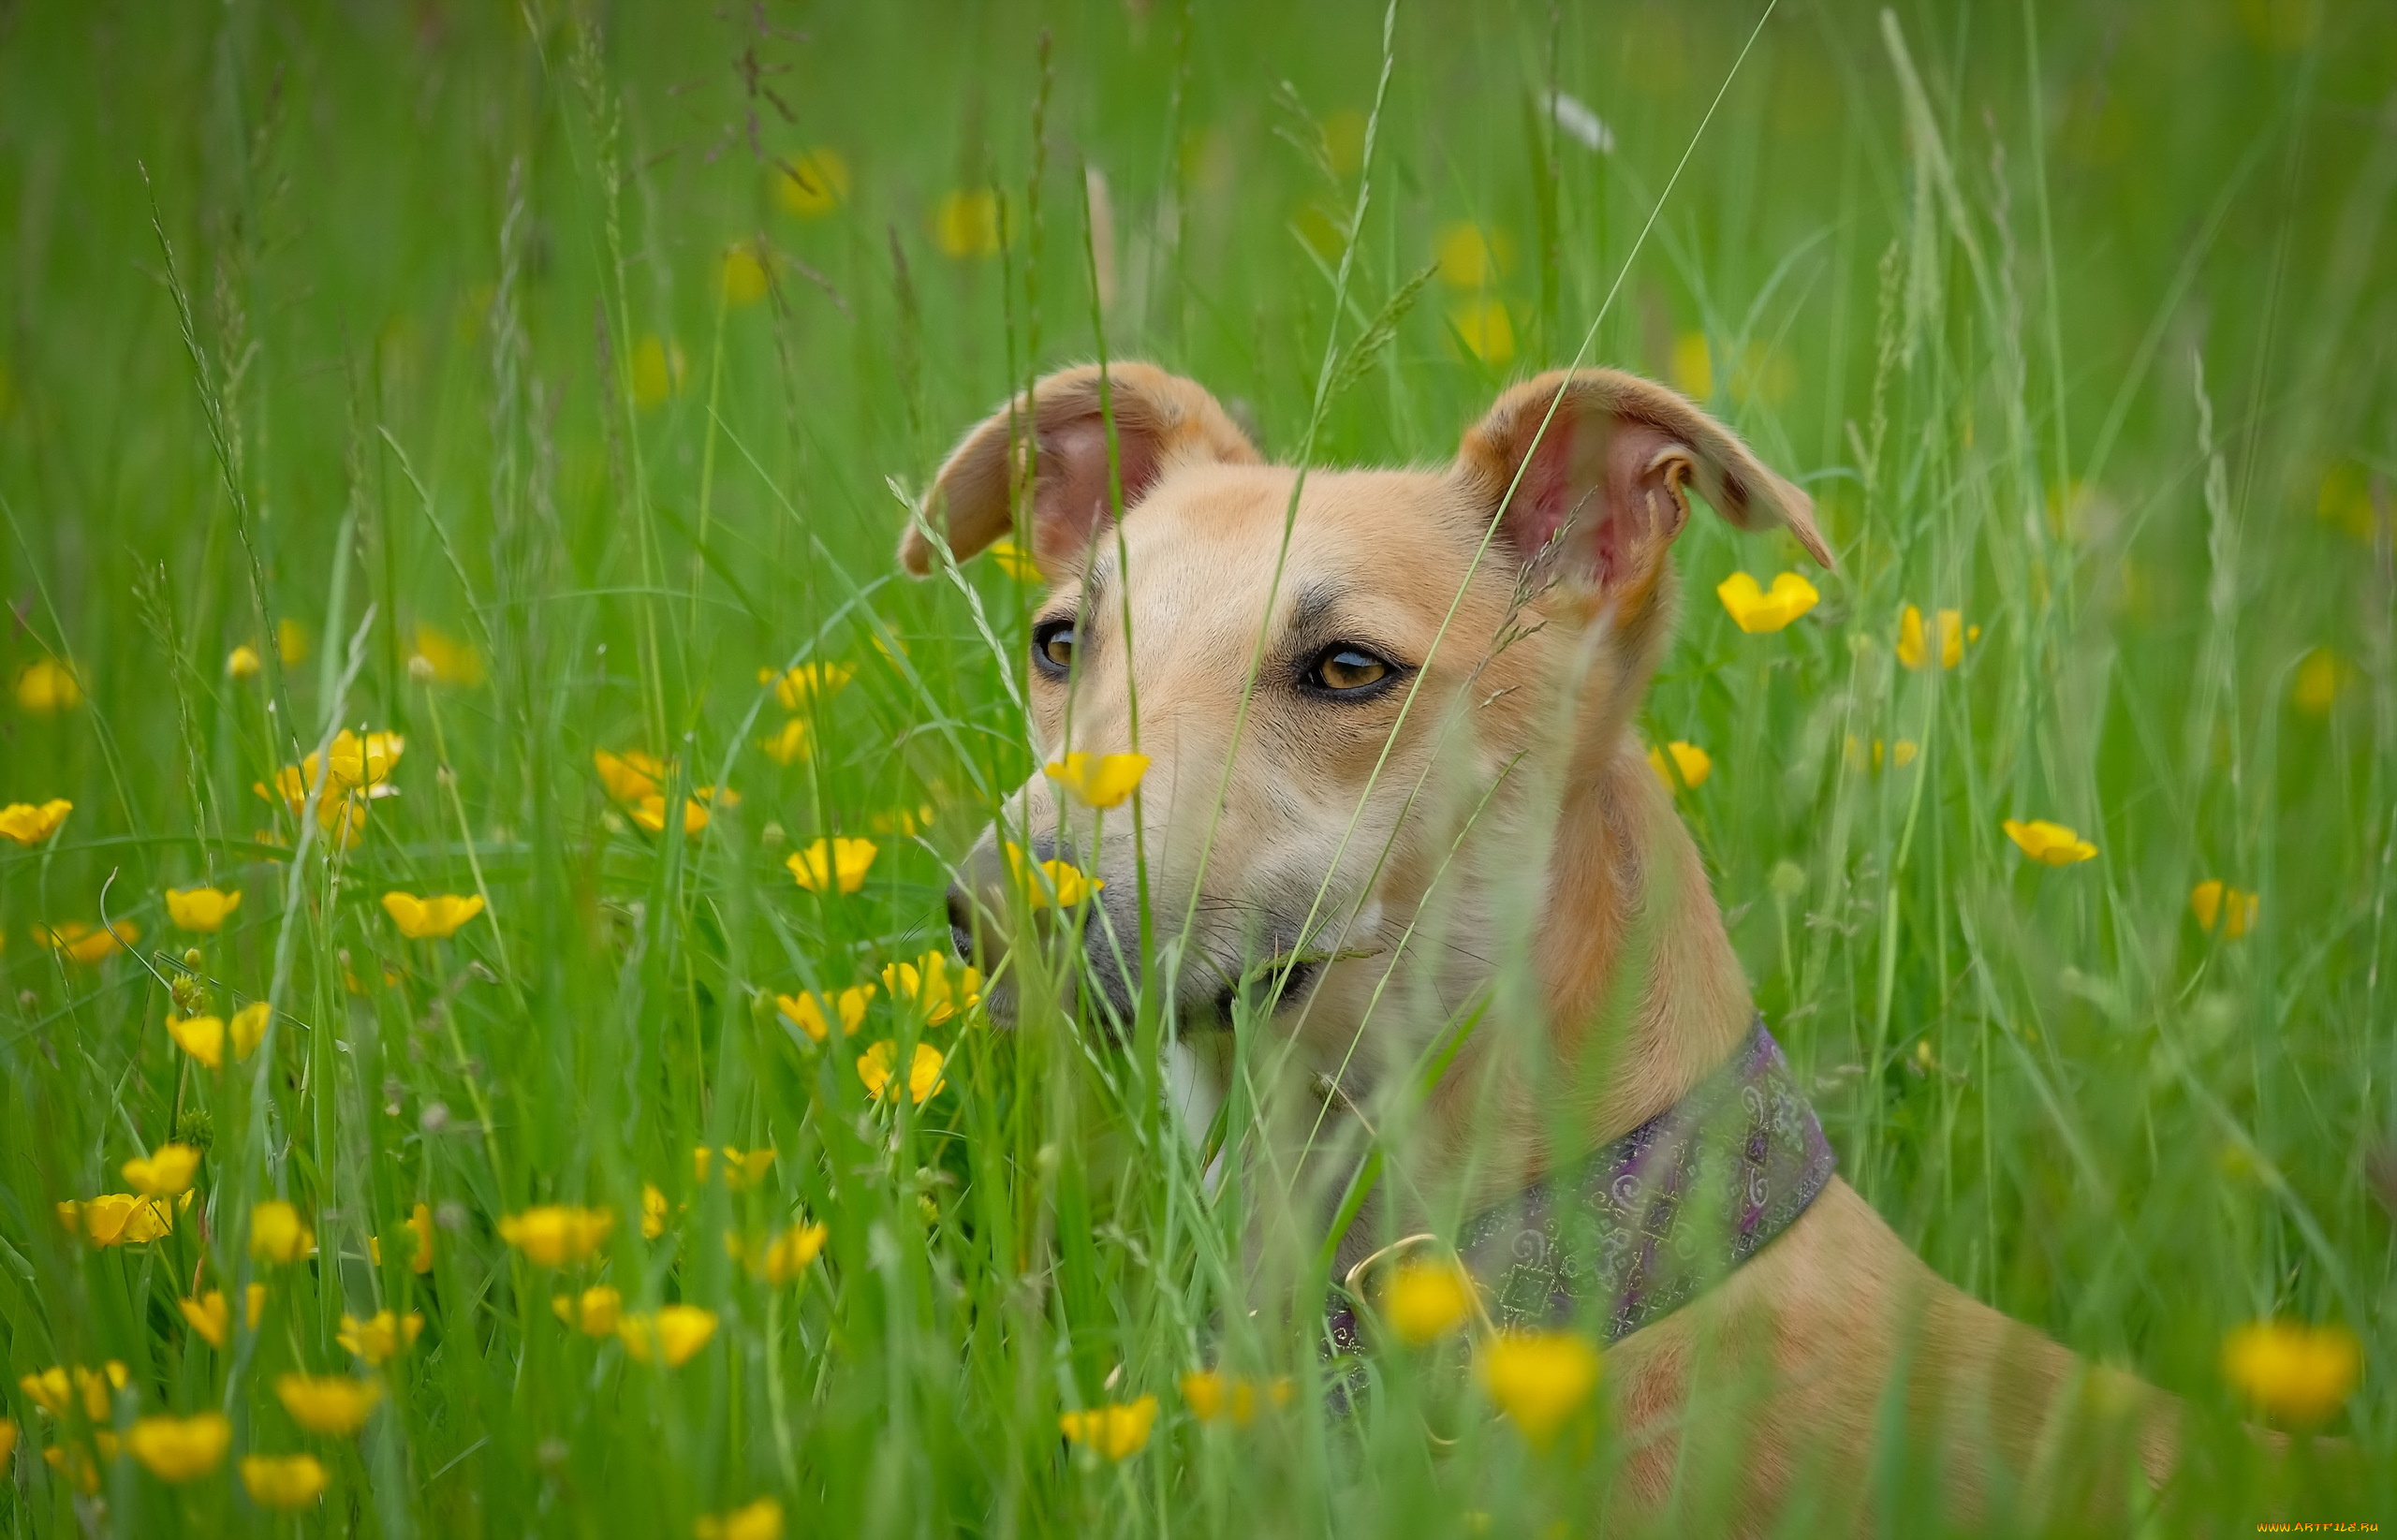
[1452,369,1831,610]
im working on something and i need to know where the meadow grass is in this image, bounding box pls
[0,0,2391,1533]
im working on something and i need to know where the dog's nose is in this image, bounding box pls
[945,882,988,967]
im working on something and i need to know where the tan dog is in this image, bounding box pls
[903,362,2176,1529]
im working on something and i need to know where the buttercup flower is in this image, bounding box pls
[1448,298,1515,366]
[15,656,82,712]
[1180,1370,1294,1426]
[721,242,771,305]
[250,1200,316,1264]
[631,796,713,837]
[1057,1395,1156,1459]
[632,336,687,410]
[1044,752,1150,809]
[409,623,485,686]
[499,1205,615,1267]
[274,1374,382,1436]
[45,1436,115,1493]
[988,540,1043,582]
[178,1285,267,1349]
[337,1310,425,1365]
[232,1002,272,1058]
[858,1040,947,1106]
[0,1418,16,1466]
[58,1193,177,1247]
[788,837,878,895]
[776,983,875,1042]
[696,1496,787,1540]
[757,1222,830,1285]
[758,718,811,765]
[2191,881,2260,940]
[553,1284,625,1336]
[1646,741,1712,790]
[617,1304,719,1367]
[388,1201,435,1274]
[1897,605,1977,671]
[19,1361,127,1419]
[2002,818,2097,866]
[165,885,241,931]
[0,799,71,845]
[882,951,981,1025]
[932,189,1002,258]
[39,920,136,965]
[1478,1331,1603,1447]
[1005,843,1102,908]
[694,1146,776,1190]
[1715,571,1819,633]
[326,729,404,791]
[1673,331,1715,398]
[869,803,936,837]
[759,663,854,710]
[1434,222,1511,289]
[241,1452,331,1511]
[383,891,486,940]
[2222,1321,2360,1425]
[277,620,310,666]
[642,1184,671,1239]
[1846,736,1920,772]
[122,1143,201,1198]
[774,146,849,216]
[2294,647,2346,714]
[125,1412,232,1482]
[227,643,262,681]
[1383,1259,1476,1345]
[595,749,667,802]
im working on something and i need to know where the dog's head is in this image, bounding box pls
[904,362,1825,1099]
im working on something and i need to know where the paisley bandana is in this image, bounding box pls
[1330,1018,1835,1352]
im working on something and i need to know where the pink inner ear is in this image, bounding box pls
[1031,415,1163,573]
[1503,411,1685,591]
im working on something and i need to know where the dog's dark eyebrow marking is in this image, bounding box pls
[1289,581,1346,637]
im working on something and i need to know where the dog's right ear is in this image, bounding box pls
[899,362,1260,579]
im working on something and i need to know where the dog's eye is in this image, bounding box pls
[1032,618,1077,675]
[1306,646,1394,694]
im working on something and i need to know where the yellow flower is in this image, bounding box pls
[721,242,771,305]
[228,643,263,680]
[632,335,687,410]
[2190,881,2260,940]
[1671,331,1714,398]
[165,1012,228,1069]
[787,837,878,895]
[1180,1370,1294,1427]
[59,1193,177,1247]
[2002,818,2097,866]
[498,1205,615,1267]
[631,795,713,836]
[326,729,404,791]
[1434,222,1510,289]
[694,1146,777,1190]
[758,662,854,711]
[776,983,875,1042]
[617,1304,719,1367]
[1057,1395,1157,1459]
[758,718,811,766]
[932,189,1002,258]
[1382,1259,1476,1345]
[274,1374,382,1436]
[0,1417,16,1467]
[1846,736,1919,771]
[857,1040,947,1105]
[45,1434,116,1493]
[389,1201,435,1274]
[241,1452,330,1511]
[774,147,850,216]
[1715,571,1820,633]
[696,1496,787,1540]
[988,540,1043,582]
[1044,752,1150,809]
[337,1310,425,1365]
[2222,1321,2360,1425]
[125,1412,232,1482]
[122,1144,201,1198]
[0,799,72,845]
[642,1183,671,1239]
[2317,462,2375,541]
[2293,647,2346,715]
[595,748,667,802]
[1448,297,1514,366]
[250,1200,316,1264]
[553,1284,625,1336]
[232,1002,271,1058]
[757,1222,830,1285]
[15,656,82,712]
[881,951,981,1025]
[165,885,241,932]
[868,803,936,837]
[1645,741,1712,791]
[38,920,137,965]
[409,623,485,686]
[1478,1331,1603,1448]
[1896,605,1976,670]
[382,891,486,940]
[18,1361,127,1419]
[1004,843,1103,908]
[277,620,310,666]
[178,1286,264,1349]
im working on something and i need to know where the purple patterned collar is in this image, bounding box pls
[1331,1019,1835,1350]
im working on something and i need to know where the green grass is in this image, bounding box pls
[1,0,2392,1533]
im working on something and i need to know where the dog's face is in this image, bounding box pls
[904,363,1828,1092]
